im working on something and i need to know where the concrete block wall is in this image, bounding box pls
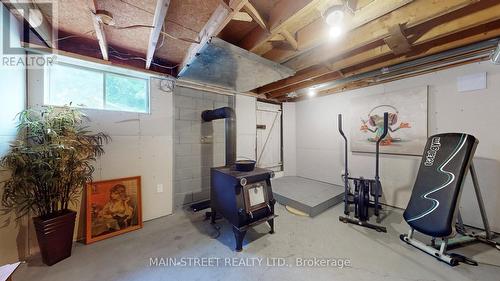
[173,86,232,209]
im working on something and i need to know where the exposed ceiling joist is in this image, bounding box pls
[280,30,298,50]
[283,0,475,71]
[384,24,412,55]
[4,0,54,48]
[341,20,500,78]
[145,0,171,69]
[89,0,108,61]
[239,0,324,52]
[269,13,500,100]
[259,0,483,96]
[282,20,500,101]
[243,2,267,30]
[267,71,343,98]
[263,0,414,63]
[233,11,252,22]
[179,0,248,73]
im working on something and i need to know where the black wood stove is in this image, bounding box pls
[195,106,276,252]
[210,166,276,251]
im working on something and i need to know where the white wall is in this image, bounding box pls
[282,102,296,176]
[28,70,174,222]
[236,95,257,160]
[173,86,229,208]
[291,61,500,232]
[0,3,28,264]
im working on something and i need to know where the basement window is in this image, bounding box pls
[46,62,150,113]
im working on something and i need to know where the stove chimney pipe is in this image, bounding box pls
[201,107,236,166]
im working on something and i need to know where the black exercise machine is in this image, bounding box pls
[337,112,389,233]
[400,133,499,266]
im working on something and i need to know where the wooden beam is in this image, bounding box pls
[239,0,323,52]
[89,0,108,60]
[258,0,483,95]
[233,12,252,22]
[343,20,500,77]
[301,55,490,102]
[267,71,343,99]
[263,0,414,63]
[179,0,248,73]
[283,0,476,71]
[243,2,267,30]
[257,65,332,94]
[4,0,54,48]
[280,30,298,50]
[146,0,171,69]
[277,20,500,100]
[384,24,411,55]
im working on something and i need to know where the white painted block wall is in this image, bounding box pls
[286,61,500,232]
[236,95,257,161]
[173,86,231,208]
[282,103,296,176]
[28,70,175,221]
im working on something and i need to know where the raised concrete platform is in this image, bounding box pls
[272,176,344,217]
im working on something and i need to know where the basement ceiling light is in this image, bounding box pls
[324,5,345,39]
[308,88,317,97]
[325,5,345,26]
[95,10,115,26]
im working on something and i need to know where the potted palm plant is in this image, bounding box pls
[1,106,110,265]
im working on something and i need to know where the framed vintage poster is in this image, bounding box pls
[86,176,142,244]
[350,86,428,156]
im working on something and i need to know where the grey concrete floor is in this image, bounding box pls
[14,204,500,281]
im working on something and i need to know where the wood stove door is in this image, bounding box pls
[243,182,269,213]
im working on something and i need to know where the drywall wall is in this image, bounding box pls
[291,61,500,232]
[28,71,174,223]
[282,103,296,176]
[173,86,230,208]
[0,4,28,264]
[236,95,257,161]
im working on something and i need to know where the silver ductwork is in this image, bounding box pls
[178,37,295,92]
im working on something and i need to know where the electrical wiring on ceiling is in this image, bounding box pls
[108,46,178,70]
[102,23,200,44]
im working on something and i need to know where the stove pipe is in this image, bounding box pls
[201,107,236,166]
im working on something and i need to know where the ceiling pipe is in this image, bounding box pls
[296,38,500,96]
[491,39,500,64]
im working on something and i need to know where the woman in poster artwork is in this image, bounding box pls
[97,184,134,232]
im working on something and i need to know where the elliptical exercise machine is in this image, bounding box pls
[338,112,388,232]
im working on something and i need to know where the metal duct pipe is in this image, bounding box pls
[201,107,236,166]
[297,38,500,96]
[491,40,500,64]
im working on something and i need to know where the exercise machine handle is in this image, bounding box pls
[338,114,347,141]
[375,112,389,180]
[377,112,389,144]
[338,114,350,215]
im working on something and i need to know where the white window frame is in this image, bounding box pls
[45,61,151,114]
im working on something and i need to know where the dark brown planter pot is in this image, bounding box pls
[33,209,77,266]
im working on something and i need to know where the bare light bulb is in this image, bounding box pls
[308,89,316,97]
[330,25,343,39]
[325,9,344,26]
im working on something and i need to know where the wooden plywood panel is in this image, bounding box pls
[154,0,220,63]
[100,0,156,56]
